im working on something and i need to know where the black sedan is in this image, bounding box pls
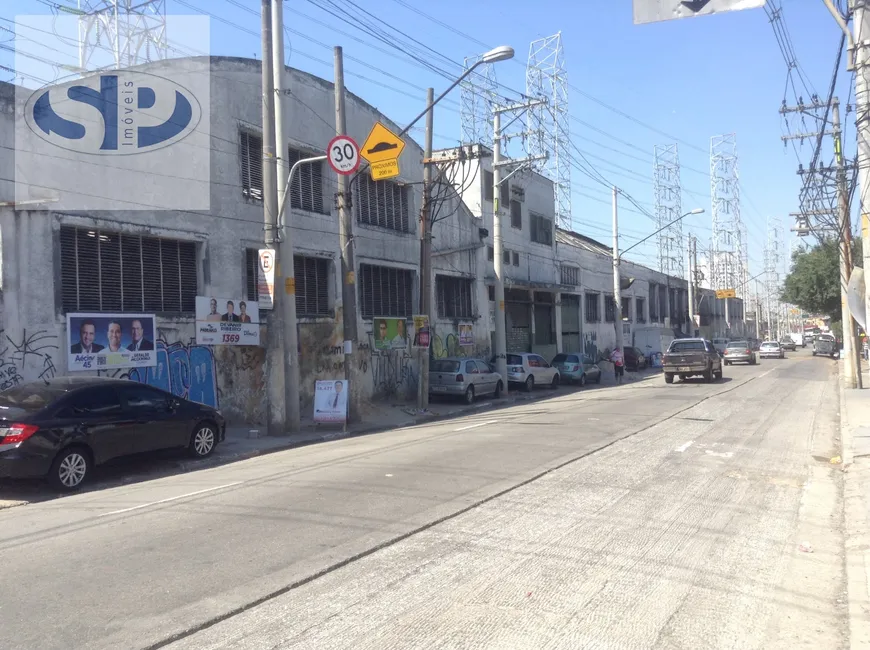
[0,377,225,491]
[623,346,648,372]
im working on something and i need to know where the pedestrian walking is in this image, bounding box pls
[610,346,625,384]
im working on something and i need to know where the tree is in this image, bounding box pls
[780,238,863,323]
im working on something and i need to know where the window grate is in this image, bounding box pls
[356,175,409,232]
[584,292,600,323]
[636,297,646,323]
[245,248,259,302]
[436,275,474,319]
[359,264,413,318]
[605,295,616,322]
[287,148,326,214]
[510,199,522,229]
[483,170,494,201]
[295,256,330,316]
[530,213,552,245]
[240,131,263,201]
[560,265,579,285]
[621,296,632,322]
[60,226,197,314]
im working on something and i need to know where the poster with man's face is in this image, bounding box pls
[67,313,157,371]
[195,296,260,346]
[372,317,408,350]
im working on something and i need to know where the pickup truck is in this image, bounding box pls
[662,338,723,384]
[812,333,838,359]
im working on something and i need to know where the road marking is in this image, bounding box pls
[453,420,499,432]
[705,450,734,458]
[98,482,243,517]
[675,440,694,453]
[758,368,775,379]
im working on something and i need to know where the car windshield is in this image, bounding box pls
[761,342,779,348]
[726,342,748,349]
[430,360,460,373]
[669,341,705,352]
[506,354,523,366]
[0,383,67,412]
[553,354,579,363]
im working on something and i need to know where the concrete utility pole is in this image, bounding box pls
[261,0,284,435]
[417,87,434,411]
[687,235,696,336]
[272,0,300,430]
[856,0,870,354]
[334,46,358,422]
[612,186,624,352]
[492,109,508,385]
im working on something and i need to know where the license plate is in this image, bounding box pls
[431,386,448,392]
[678,366,691,371]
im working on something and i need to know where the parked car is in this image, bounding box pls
[0,377,225,491]
[429,358,503,403]
[723,340,757,365]
[812,333,838,358]
[623,346,648,371]
[662,338,723,384]
[552,352,602,386]
[500,352,560,391]
[759,341,785,359]
[780,338,796,351]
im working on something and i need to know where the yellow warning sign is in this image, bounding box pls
[370,159,400,180]
[715,289,736,299]
[361,122,405,164]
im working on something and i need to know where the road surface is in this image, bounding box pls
[0,350,848,649]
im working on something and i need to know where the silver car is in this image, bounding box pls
[429,358,503,404]
[759,340,785,359]
[503,352,560,392]
[723,340,757,365]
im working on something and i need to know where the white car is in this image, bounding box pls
[759,340,785,359]
[501,352,560,391]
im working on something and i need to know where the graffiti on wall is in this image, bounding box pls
[583,331,600,362]
[98,339,219,408]
[0,328,59,389]
[360,339,416,398]
[431,327,490,362]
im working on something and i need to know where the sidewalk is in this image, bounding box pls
[840,362,870,649]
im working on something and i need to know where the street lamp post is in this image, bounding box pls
[612,189,703,353]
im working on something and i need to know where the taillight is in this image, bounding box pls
[0,423,39,444]
[569,364,578,371]
[456,374,464,382]
[745,350,751,355]
[511,366,525,373]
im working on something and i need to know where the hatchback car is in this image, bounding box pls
[759,341,785,359]
[551,352,602,386]
[502,353,560,391]
[0,377,225,491]
[429,358,503,403]
[723,340,757,365]
[780,338,797,351]
[623,346,648,371]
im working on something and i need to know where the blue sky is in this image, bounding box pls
[2,0,851,275]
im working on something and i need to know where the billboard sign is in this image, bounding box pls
[196,296,260,346]
[67,313,157,372]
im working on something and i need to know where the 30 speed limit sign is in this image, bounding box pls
[327,135,361,175]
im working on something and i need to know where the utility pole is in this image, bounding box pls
[856,0,870,359]
[417,87,434,411]
[687,235,696,336]
[612,186,624,352]
[334,46,358,422]
[260,0,284,435]
[272,0,300,430]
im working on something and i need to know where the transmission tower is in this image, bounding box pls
[653,143,684,278]
[77,0,167,71]
[764,217,783,340]
[526,32,571,229]
[459,55,499,147]
[710,133,743,293]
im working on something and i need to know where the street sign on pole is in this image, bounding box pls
[715,288,736,299]
[360,122,405,180]
[327,135,360,175]
[633,0,765,25]
[258,249,275,309]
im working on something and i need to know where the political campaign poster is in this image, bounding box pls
[67,313,157,372]
[314,379,348,424]
[372,317,407,350]
[412,315,430,349]
[196,296,260,346]
[458,323,473,347]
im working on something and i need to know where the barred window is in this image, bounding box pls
[584,292,600,323]
[436,275,474,319]
[512,251,520,267]
[530,213,552,245]
[560,265,579,285]
[61,225,196,313]
[245,249,330,316]
[356,175,409,232]
[500,183,510,208]
[483,170,494,201]
[636,297,646,323]
[359,264,413,318]
[287,148,326,214]
[605,295,616,322]
[240,131,263,200]
[510,199,522,229]
[487,246,494,261]
[621,297,632,322]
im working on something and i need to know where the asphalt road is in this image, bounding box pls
[0,350,848,649]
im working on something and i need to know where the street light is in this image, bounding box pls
[481,45,515,63]
[619,207,705,260]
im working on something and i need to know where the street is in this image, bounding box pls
[0,350,848,650]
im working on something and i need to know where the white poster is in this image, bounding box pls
[196,296,260,346]
[258,249,275,310]
[314,379,348,424]
[67,313,157,372]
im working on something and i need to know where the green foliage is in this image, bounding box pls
[780,238,862,322]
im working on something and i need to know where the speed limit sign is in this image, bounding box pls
[327,135,361,175]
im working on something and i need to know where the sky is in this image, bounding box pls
[1,0,853,277]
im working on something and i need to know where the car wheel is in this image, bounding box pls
[494,381,503,399]
[714,368,723,380]
[664,372,674,384]
[525,375,535,392]
[704,367,713,383]
[551,374,560,389]
[724,360,731,366]
[189,422,217,458]
[49,446,91,492]
[579,374,587,387]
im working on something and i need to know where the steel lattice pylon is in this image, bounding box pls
[764,217,783,339]
[710,133,743,292]
[459,55,498,148]
[77,0,167,71]
[654,143,684,278]
[526,32,571,229]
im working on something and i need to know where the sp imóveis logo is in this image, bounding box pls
[25,71,202,155]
